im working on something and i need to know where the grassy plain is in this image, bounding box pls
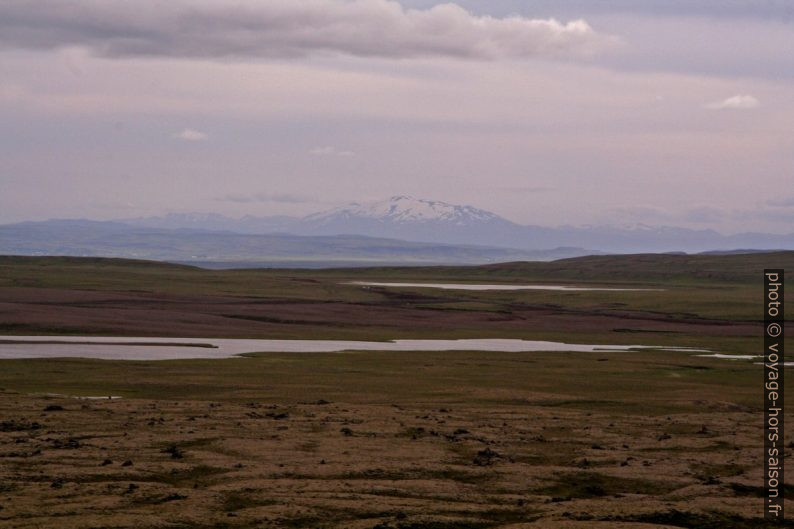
[0,254,791,528]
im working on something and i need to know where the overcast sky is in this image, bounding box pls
[1,0,792,233]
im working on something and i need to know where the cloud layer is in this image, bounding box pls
[310,146,355,157]
[173,128,208,141]
[705,94,760,110]
[219,193,315,204]
[0,0,614,61]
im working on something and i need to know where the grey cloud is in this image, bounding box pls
[0,0,615,61]
[613,204,794,226]
[499,185,555,193]
[767,197,794,208]
[682,206,727,223]
[732,208,794,224]
[609,205,675,223]
[692,205,794,225]
[402,1,794,21]
[218,193,315,204]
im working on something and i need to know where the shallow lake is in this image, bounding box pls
[347,281,664,292]
[0,336,702,361]
[696,353,759,360]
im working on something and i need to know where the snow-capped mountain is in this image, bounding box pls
[298,196,524,246]
[303,196,500,225]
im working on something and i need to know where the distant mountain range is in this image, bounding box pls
[1,196,791,266]
[0,218,585,267]
[120,196,794,254]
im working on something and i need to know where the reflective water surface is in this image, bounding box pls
[348,281,664,291]
[0,336,701,361]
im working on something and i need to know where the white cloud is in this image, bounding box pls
[705,94,760,110]
[310,146,355,157]
[0,0,616,61]
[173,128,208,141]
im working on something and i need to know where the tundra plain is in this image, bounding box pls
[0,254,792,528]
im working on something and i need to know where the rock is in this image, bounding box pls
[162,445,185,459]
[473,447,501,466]
[0,420,42,432]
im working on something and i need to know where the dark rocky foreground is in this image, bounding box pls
[0,389,783,529]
